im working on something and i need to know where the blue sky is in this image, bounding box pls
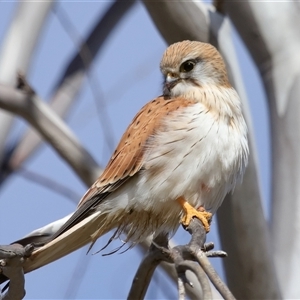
[0,1,269,299]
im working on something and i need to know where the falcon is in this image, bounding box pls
[2,41,249,278]
[47,40,248,249]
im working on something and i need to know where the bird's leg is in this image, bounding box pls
[177,197,212,232]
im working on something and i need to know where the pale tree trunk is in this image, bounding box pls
[0,1,53,162]
[225,1,300,298]
[143,1,280,299]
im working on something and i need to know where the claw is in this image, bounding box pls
[177,197,212,232]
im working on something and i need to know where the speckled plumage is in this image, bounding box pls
[50,40,249,248]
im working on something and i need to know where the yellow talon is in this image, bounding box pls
[177,197,212,232]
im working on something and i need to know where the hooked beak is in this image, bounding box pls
[163,72,180,97]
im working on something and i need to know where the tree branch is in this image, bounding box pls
[0,244,34,300]
[128,219,234,300]
[127,234,171,300]
[0,1,54,162]
[176,261,211,299]
[223,1,300,298]
[0,75,101,186]
[7,0,136,176]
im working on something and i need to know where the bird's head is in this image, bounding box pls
[160,40,230,98]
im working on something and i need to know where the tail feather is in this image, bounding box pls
[0,210,122,290]
[23,211,119,275]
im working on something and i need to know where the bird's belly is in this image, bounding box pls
[99,104,247,244]
[135,104,246,215]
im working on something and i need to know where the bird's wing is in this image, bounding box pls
[50,96,194,240]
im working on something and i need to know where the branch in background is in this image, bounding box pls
[0,244,34,300]
[0,75,102,186]
[128,234,171,300]
[53,3,116,152]
[128,219,233,300]
[143,1,209,44]
[7,0,136,177]
[224,1,300,298]
[0,1,54,163]
[142,1,280,299]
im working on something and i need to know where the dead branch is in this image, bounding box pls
[0,244,34,300]
[127,234,171,300]
[0,75,101,186]
[224,2,299,298]
[0,218,231,300]
[128,219,234,300]
[0,1,54,161]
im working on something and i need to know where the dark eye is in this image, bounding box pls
[180,60,195,73]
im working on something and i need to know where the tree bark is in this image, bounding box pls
[225,1,300,298]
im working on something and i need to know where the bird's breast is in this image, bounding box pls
[136,100,248,214]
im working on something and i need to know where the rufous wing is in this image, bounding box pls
[50,96,194,240]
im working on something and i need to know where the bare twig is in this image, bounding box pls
[53,3,115,152]
[195,252,234,300]
[176,261,211,299]
[178,276,185,300]
[127,234,171,300]
[128,219,234,300]
[0,244,34,300]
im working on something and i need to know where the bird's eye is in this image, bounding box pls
[180,60,195,73]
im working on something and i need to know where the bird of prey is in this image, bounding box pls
[1,40,249,279]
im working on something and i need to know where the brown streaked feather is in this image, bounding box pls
[50,96,195,241]
[78,95,195,207]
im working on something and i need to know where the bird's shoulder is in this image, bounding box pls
[78,96,195,207]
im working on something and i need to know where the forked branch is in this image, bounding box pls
[128,218,234,300]
[0,74,101,186]
[0,244,34,300]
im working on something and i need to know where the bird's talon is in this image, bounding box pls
[177,197,212,233]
